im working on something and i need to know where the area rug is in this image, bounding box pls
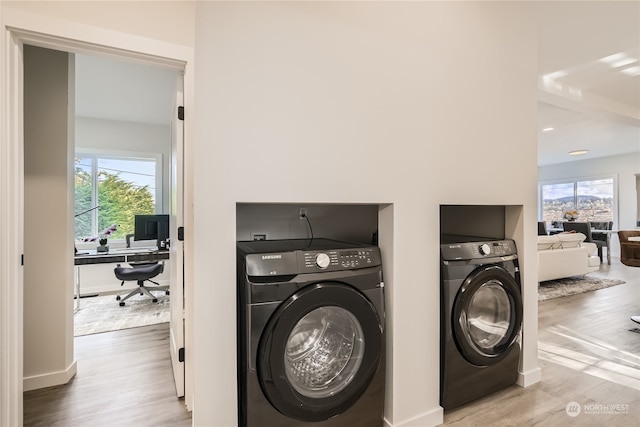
[538,276,625,301]
[74,293,169,336]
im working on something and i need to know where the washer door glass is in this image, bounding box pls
[285,306,364,398]
[461,280,511,351]
[452,265,522,366]
[257,282,383,422]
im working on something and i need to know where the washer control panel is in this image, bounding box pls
[315,253,331,269]
[241,239,382,277]
[441,239,517,261]
[301,248,380,271]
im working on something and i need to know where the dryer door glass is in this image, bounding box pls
[462,280,511,351]
[452,264,522,366]
[285,306,365,398]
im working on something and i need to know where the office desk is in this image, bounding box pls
[74,248,169,310]
[547,228,615,265]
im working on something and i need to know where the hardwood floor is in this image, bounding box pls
[23,323,191,427]
[443,257,640,426]
[24,258,638,426]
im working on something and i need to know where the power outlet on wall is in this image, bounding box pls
[251,232,268,241]
[299,208,307,219]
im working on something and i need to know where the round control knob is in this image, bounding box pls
[479,243,491,255]
[315,253,331,269]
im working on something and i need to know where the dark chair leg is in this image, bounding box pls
[116,279,167,305]
[597,247,603,263]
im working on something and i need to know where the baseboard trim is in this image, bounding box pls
[384,406,444,427]
[24,360,77,392]
[517,366,542,387]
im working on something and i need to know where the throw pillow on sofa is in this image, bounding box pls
[556,232,586,248]
[538,235,560,250]
[537,233,587,250]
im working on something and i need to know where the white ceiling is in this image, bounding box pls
[75,2,640,166]
[537,1,640,166]
[75,54,178,126]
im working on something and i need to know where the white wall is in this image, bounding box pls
[538,152,640,255]
[23,45,76,391]
[3,0,194,47]
[637,174,640,225]
[194,2,539,426]
[76,117,171,153]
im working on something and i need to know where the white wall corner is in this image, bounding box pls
[23,360,77,392]
[385,406,444,427]
[517,366,542,388]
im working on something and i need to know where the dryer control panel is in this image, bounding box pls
[441,239,517,261]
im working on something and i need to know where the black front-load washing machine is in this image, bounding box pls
[440,236,523,410]
[237,238,385,426]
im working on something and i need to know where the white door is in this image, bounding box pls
[169,74,185,397]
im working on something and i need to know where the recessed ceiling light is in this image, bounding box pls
[542,127,554,132]
[569,150,588,156]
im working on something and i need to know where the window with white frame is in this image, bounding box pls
[75,152,162,241]
[539,176,615,225]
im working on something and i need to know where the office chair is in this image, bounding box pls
[114,262,169,306]
[563,221,604,263]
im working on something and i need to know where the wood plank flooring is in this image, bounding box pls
[23,323,191,427]
[24,258,639,426]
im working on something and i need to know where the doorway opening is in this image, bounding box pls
[1,17,194,425]
[23,45,184,424]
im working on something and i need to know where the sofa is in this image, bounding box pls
[618,230,640,267]
[538,232,600,282]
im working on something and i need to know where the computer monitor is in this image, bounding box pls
[134,214,169,249]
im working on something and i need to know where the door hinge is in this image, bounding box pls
[178,106,184,121]
[178,347,185,362]
[178,226,185,241]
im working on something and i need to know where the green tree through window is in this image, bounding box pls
[74,166,93,239]
[75,156,156,240]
